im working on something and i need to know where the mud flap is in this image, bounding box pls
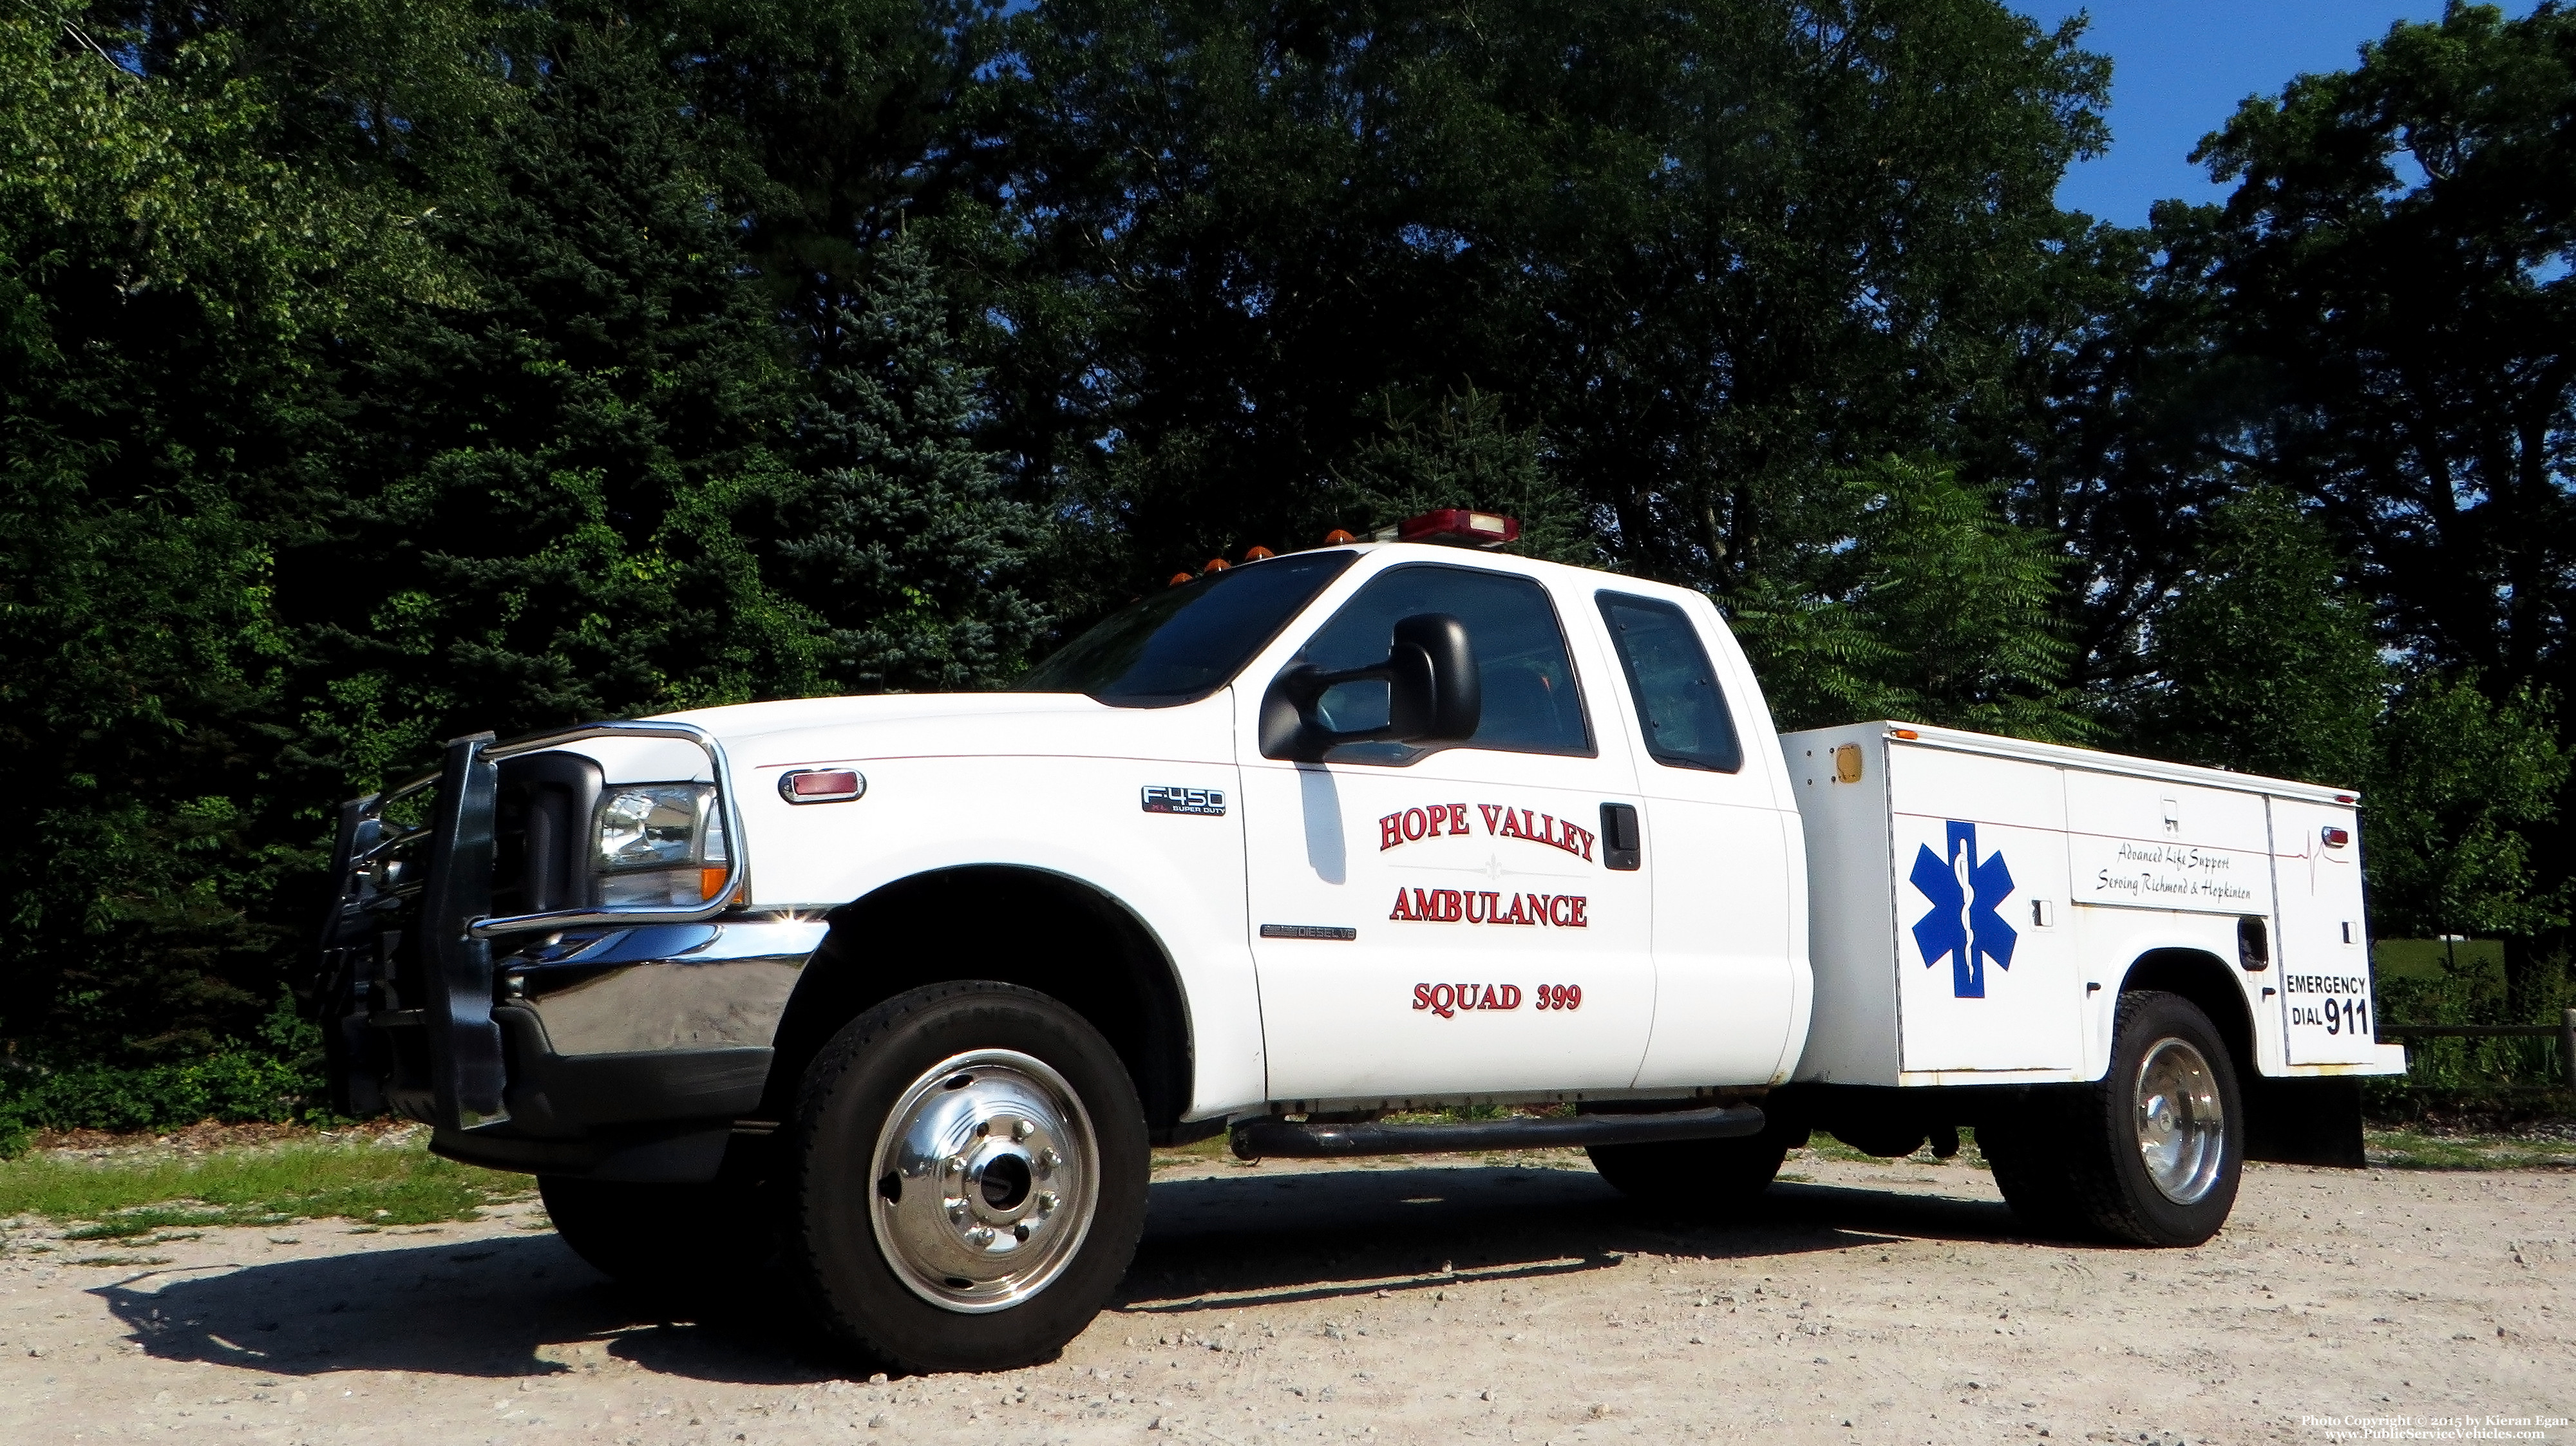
[2246,1075,2366,1168]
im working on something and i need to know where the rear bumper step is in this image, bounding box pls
[1230,1103,1766,1159]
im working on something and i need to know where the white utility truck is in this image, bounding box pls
[312,510,2403,1372]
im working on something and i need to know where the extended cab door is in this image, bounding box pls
[1236,558,1656,1102]
[1590,590,1806,1087]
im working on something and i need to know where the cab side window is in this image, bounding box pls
[1596,592,1743,773]
[1292,565,1591,763]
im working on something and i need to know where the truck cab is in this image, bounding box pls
[313,518,2399,1373]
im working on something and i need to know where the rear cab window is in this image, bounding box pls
[1595,591,1744,773]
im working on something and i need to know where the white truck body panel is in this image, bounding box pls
[1782,722,2403,1087]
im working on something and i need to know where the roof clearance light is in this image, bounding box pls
[1396,509,1522,547]
[1168,571,1193,587]
[1242,545,1275,561]
[1322,529,1357,545]
[1202,557,1231,574]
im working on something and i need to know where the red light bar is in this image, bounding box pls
[1397,509,1520,547]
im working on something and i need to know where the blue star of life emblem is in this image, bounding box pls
[1909,821,2017,999]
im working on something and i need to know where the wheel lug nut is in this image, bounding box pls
[1039,1148,1061,1170]
[945,1154,966,1175]
[1012,1118,1035,1141]
[947,1202,969,1224]
[1036,1190,1059,1213]
[967,1226,996,1246]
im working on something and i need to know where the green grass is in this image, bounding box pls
[2364,1129,2576,1170]
[0,1138,531,1235]
[2371,937,2508,986]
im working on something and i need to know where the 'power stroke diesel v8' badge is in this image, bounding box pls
[1142,785,1226,816]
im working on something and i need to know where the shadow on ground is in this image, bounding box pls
[90,1163,2024,1382]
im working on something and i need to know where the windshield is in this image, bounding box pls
[1012,550,1359,705]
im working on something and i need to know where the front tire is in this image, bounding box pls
[786,982,1148,1373]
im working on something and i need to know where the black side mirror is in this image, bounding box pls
[1260,612,1482,762]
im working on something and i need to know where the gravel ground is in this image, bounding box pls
[1,1148,2569,1445]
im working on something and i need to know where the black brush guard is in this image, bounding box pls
[309,722,746,1132]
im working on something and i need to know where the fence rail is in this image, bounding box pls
[2377,1009,2576,1090]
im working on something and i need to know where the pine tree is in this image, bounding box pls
[768,234,1048,693]
[1323,390,1602,567]
[299,23,828,782]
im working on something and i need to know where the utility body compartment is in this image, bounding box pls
[1779,722,2404,1089]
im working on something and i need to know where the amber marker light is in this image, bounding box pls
[1168,571,1193,587]
[1891,728,1920,740]
[1202,557,1230,572]
[1242,545,1275,561]
[1323,529,1357,544]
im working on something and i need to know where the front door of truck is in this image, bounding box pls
[1238,561,1656,1103]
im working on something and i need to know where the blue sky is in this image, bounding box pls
[2007,1,2533,226]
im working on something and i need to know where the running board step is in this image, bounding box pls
[1230,1103,1765,1160]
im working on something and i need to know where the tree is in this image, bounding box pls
[2127,487,2382,787]
[1727,457,2087,739]
[1323,390,1602,567]
[0,1,471,1059]
[975,0,2114,613]
[293,21,831,785]
[2366,673,2568,952]
[767,234,1050,692]
[2184,3,2576,697]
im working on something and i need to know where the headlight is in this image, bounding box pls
[592,783,730,906]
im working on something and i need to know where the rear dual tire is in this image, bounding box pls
[1983,990,2242,1247]
[1587,1114,1808,1212]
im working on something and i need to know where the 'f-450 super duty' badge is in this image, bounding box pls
[1142,785,1226,816]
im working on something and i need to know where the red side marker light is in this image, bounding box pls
[2321,825,2351,848]
[1396,509,1521,547]
[2333,793,2356,803]
[779,768,865,804]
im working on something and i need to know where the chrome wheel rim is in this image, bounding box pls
[2134,1037,2226,1205]
[869,1048,1099,1314]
